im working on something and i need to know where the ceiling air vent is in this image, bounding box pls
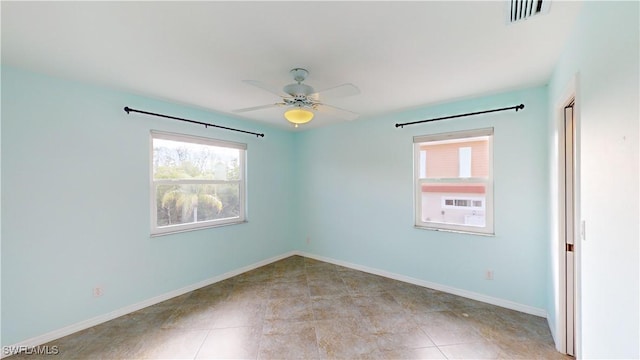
[508,0,550,23]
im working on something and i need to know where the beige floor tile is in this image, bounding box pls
[496,339,572,359]
[352,292,405,317]
[262,319,316,335]
[366,312,436,351]
[366,311,420,333]
[374,346,447,360]
[390,287,451,314]
[162,302,217,330]
[235,267,273,283]
[311,294,361,320]
[438,340,502,359]
[196,326,262,359]
[315,317,379,359]
[308,277,350,297]
[416,310,487,346]
[258,324,319,360]
[182,285,231,305]
[70,326,147,359]
[268,278,310,298]
[211,300,266,328]
[306,268,341,281]
[271,269,307,283]
[136,329,209,359]
[374,330,436,352]
[228,280,271,301]
[265,296,314,322]
[35,327,104,360]
[342,273,389,295]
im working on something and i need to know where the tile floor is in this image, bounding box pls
[8,256,569,359]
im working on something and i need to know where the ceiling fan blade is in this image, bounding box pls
[242,80,289,98]
[316,103,360,121]
[233,103,284,113]
[309,83,360,100]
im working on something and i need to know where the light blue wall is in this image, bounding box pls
[1,67,297,346]
[295,86,550,310]
[547,2,639,358]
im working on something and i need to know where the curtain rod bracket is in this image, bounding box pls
[124,106,264,138]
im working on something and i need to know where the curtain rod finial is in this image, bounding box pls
[124,106,131,114]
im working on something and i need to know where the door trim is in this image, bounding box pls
[564,100,576,356]
[554,73,581,357]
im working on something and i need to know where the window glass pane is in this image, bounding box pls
[419,150,427,178]
[420,183,486,227]
[418,136,489,179]
[153,138,240,181]
[459,147,472,177]
[156,183,240,227]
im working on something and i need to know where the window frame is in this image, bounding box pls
[150,131,247,236]
[413,127,494,235]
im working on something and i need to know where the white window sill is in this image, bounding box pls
[151,220,248,237]
[413,225,495,237]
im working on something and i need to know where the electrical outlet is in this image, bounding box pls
[93,287,104,297]
[485,270,494,280]
[306,236,311,245]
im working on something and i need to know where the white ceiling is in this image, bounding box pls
[1,1,582,130]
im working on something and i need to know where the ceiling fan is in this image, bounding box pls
[234,68,360,127]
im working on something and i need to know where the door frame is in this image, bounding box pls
[555,74,582,357]
[563,98,576,356]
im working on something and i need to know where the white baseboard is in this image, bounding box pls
[548,314,563,353]
[295,250,547,317]
[1,251,297,358]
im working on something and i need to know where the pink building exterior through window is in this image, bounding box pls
[418,138,489,228]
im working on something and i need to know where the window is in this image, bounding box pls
[414,128,494,235]
[151,131,246,235]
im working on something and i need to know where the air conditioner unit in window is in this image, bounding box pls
[464,215,486,227]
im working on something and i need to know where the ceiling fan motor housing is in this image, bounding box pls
[283,95,315,109]
[283,68,315,97]
[283,82,314,96]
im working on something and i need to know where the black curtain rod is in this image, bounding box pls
[124,106,265,138]
[395,104,525,128]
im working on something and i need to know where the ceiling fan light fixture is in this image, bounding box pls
[284,108,314,125]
